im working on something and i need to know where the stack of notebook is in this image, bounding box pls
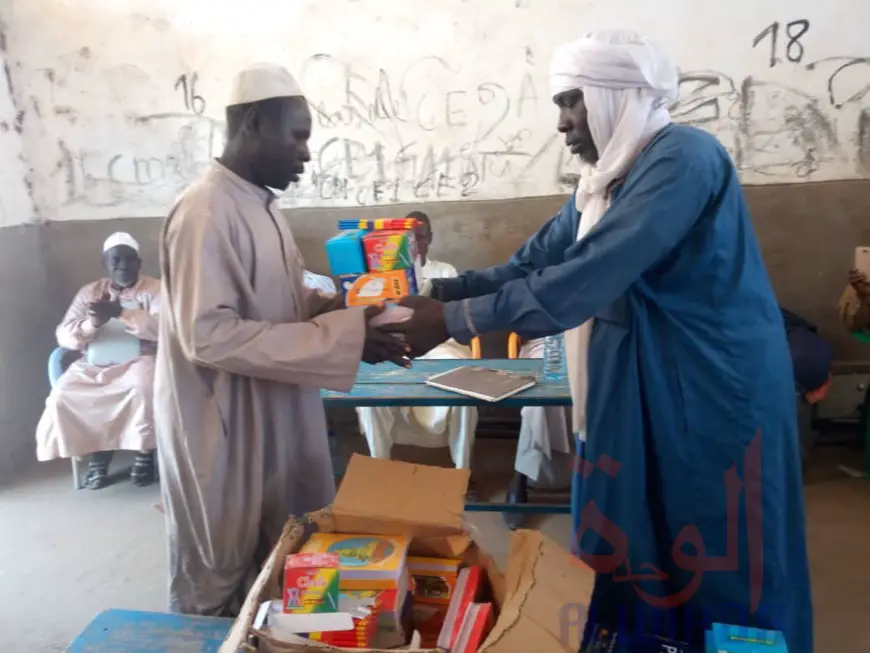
[299,533,413,648]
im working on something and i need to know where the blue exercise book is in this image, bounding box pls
[705,624,788,653]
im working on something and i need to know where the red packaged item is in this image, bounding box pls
[453,602,495,653]
[436,566,483,650]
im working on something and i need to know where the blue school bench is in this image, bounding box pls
[66,609,233,652]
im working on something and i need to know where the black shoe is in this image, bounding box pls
[85,451,113,490]
[131,451,156,487]
[502,473,529,531]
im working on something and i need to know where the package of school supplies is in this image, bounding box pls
[362,229,418,272]
[451,602,494,653]
[339,268,419,306]
[436,566,485,650]
[305,592,381,648]
[222,454,598,653]
[299,532,411,590]
[325,219,423,307]
[408,556,461,605]
[282,553,340,613]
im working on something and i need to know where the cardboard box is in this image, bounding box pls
[219,454,596,653]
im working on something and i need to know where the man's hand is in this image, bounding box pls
[850,269,870,301]
[421,278,449,300]
[88,292,122,327]
[319,292,347,314]
[362,305,411,367]
[381,295,450,358]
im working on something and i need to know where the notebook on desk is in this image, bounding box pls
[425,366,537,402]
[86,318,141,367]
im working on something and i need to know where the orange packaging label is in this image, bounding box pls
[340,269,418,306]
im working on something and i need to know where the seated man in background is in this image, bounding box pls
[35,232,160,489]
[356,211,572,528]
[838,267,870,332]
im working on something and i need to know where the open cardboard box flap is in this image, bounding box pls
[331,454,469,538]
[219,455,594,653]
[480,530,595,653]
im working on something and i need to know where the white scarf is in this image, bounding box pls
[549,30,679,439]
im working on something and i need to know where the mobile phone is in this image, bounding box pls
[855,247,870,276]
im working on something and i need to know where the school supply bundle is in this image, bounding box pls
[325,219,424,306]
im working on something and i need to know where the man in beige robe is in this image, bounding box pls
[155,64,406,616]
[36,231,159,489]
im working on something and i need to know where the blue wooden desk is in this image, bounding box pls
[67,609,233,652]
[322,359,571,407]
[322,359,573,515]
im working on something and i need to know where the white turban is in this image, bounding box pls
[102,232,139,253]
[549,31,679,101]
[227,63,304,106]
[549,30,680,440]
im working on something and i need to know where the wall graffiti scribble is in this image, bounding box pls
[28,21,870,213]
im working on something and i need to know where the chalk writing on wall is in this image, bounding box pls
[6,2,870,221]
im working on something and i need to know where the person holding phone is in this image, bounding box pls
[839,265,870,332]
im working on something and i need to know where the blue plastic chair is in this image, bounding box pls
[47,346,86,489]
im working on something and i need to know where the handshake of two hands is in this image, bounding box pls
[359,281,451,367]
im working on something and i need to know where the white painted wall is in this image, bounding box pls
[0,42,38,227]
[3,0,870,225]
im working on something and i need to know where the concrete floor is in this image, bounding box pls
[1,443,868,652]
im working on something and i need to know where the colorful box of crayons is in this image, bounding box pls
[325,219,423,307]
[362,230,418,272]
[282,553,341,614]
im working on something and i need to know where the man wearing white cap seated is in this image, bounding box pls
[156,64,407,616]
[35,232,160,489]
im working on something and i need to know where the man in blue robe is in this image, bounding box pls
[391,30,812,652]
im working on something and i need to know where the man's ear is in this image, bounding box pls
[240,105,260,137]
